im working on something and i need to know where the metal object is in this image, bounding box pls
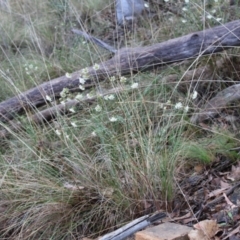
[99,212,167,240]
[116,0,145,24]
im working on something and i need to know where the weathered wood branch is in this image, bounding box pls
[191,83,240,124]
[0,20,240,122]
[30,86,126,124]
[0,55,222,139]
[0,57,227,138]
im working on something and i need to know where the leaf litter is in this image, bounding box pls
[173,160,240,240]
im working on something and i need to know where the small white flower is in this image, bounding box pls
[108,94,115,100]
[69,107,76,113]
[216,18,222,21]
[55,129,61,136]
[109,117,117,122]
[131,82,139,89]
[87,93,93,99]
[109,76,116,82]
[93,64,100,70]
[184,106,189,113]
[60,88,69,98]
[164,0,169,2]
[144,2,149,7]
[79,85,85,91]
[120,76,127,83]
[91,131,97,137]
[81,68,89,74]
[166,100,171,104]
[95,105,102,112]
[61,100,66,105]
[79,77,86,84]
[65,134,70,139]
[104,94,115,100]
[82,74,89,80]
[71,122,77,127]
[182,7,188,11]
[65,72,72,78]
[75,93,83,101]
[184,0,189,3]
[174,102,183,110]
[182,19,187,23]
[207,14,213,19]
[46,95,52,102]
[192,90,198,100]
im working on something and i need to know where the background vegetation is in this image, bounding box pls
[0,0,240,239]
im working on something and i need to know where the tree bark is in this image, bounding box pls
[0,20,240,122]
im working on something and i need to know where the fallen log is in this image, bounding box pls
[0,56,227,138]
[0,20,240,122]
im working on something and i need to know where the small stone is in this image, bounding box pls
[135,222,192,240]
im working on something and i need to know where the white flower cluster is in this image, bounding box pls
[104,94,115,101]
[24,63,38,75]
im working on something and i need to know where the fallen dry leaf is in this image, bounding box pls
[188,220,219,240]
[227,162,240,181]
[220,180,231,189]
[188,228,206,240]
